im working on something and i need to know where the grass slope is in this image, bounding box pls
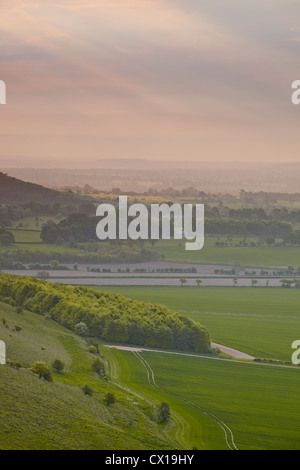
[0,302,175,450]
[0,172,83,206]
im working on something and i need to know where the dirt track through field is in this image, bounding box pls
[104,342,254,360]
[211,342,254,360]
[133,350,239,450]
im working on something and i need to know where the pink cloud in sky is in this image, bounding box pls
[0,0,299,164]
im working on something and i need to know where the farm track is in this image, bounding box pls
[104,346,187,449]
[133,351,239,451]
[132,351,190,449]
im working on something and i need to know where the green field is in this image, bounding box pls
[2,283,300,449]
[11,216,61,230]
[156,238,300,267]
[107,348,300,450]
[1,227,80,254]
[2,272,300,450]
[96,287,300,361]
[0,301,175,450]
[3,218,300,268]
[10,229,43,244]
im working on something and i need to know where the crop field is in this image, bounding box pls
[1,280,300,449]
[12,216,61,230]
[155,238,300,267]
[10,229,43,244]
[3,217,300,268]
[97,287,300,362]
[96,285,300,449]
[107,348,300,450]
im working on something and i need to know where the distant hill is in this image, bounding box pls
[0,172,85,205]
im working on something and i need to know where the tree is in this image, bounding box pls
[75,322,89,337]
[128,419,135,430]
[280,279,293,288]
[30,362,53,382]
[88,345,98,355]
[0,274,210,354]
[195,279,202,288]
[233,277,238,287]
[52,359,65,374]
[265,237,275,246]
[7,359,22,370]
[83,384,93,396]
[87,339,99,353]
[91,358,106,378]
[251,279,258,288]
[179,278,187,287]
[41,224,61,244]
[104,392,115,406]
[50,260,59,269]
[233,263,242,275]
[156,402,171,423]
[0,230,15,246]
[104,319,128,343]
[293,279,300,288]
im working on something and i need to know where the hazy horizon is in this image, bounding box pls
[3,160,300,194]
[2,158,300,170]
[0,0,300,164]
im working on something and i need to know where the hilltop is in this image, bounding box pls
[0,172,85,206]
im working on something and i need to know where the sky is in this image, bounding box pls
[0,0,300,166]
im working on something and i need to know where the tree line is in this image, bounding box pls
[0,274,210,353]
[40,212,294,245]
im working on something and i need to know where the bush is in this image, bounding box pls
[88,345,97,355]
[30,362,53,382]
[104,392,115,406]
[82,384,93,396]
[52,359,65,374]
[7,359,23,370]
[156,402,171,424]
[75,322,89,337]
[91,358,106,378]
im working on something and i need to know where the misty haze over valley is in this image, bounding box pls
[3,160,300,195]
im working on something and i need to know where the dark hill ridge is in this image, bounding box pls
[0,172,85,205]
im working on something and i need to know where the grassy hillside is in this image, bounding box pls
[0,301,176,450]
[2,296,298,450]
